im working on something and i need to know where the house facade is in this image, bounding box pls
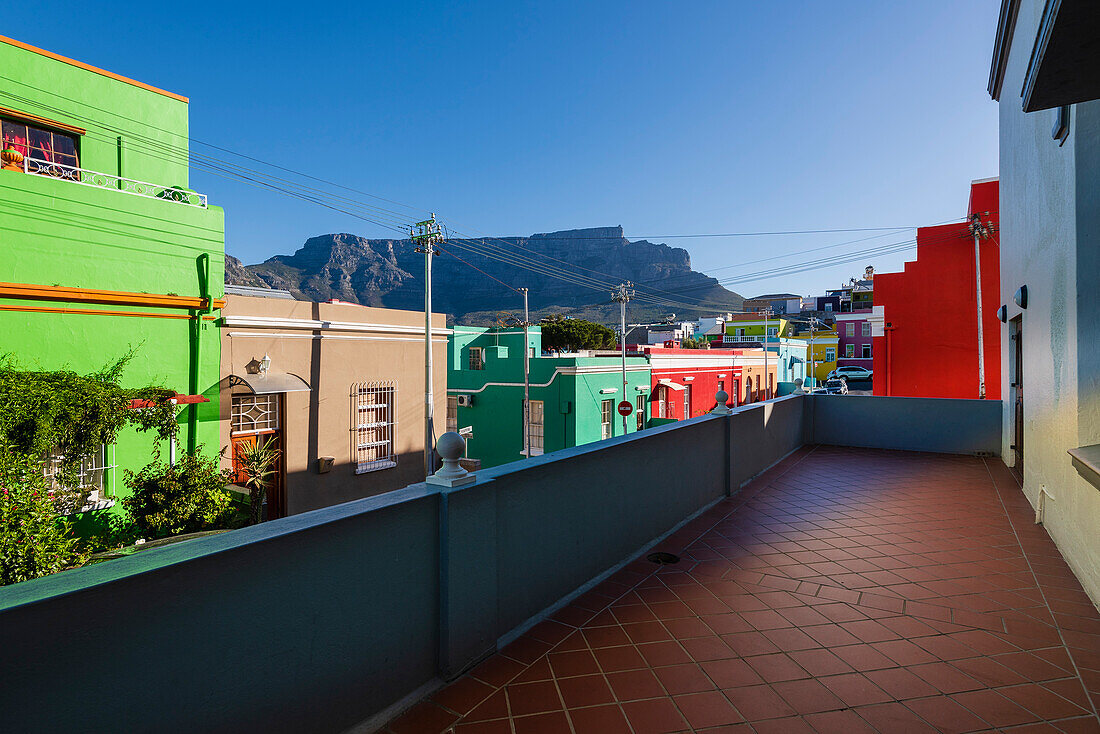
[219,291,448,517]
[0,36,225,522]
[834,310,874,370]
[448,327,650,469]
[639,345,777,417]
[872,179,1001,399]
[988,0,1100,602]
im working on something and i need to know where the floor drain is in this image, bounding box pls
[647,552,680,565]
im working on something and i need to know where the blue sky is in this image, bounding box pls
[11,1,1000,300]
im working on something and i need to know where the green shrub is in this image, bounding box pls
[123,449,234,539]
[0,450,84,586]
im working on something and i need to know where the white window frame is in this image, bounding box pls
[845,344,855,358]
[862,343,872,359]
[683,384,692,419]
[862,322,871,337]
[825,347,836,362]
[42,444,116,513]
[231,394,281,435]
[351,380,398,474]
[636,395,645,431]
[846,323,855,337]
[601,399,613,439]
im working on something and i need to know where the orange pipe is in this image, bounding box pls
[0,282,225,310]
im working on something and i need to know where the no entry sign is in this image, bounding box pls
[617,400,633,417]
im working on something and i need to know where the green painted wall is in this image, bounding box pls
[0,40,224,525]
[449,327,651,468]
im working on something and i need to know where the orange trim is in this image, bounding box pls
[0,282,225,310]
[0,304,217,320]
[0,35,188,104]
[0,105,86,136]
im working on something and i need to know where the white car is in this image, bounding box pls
[827,366,873,382]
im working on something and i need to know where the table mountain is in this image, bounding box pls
[226,226,743,325]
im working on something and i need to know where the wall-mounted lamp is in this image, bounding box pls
[259,353,272,376]
[997,305,1008,323]
[1014,286,1028,310]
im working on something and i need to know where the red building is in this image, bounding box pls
[635,344,776,420]
[872,178,1001,399]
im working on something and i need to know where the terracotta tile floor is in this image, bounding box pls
[385,446,1100,733]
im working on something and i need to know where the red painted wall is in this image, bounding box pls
[640,346,775,419]
[873,179,1000,399]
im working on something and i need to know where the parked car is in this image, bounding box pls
[823,378,849,395]
[827,366,873,382]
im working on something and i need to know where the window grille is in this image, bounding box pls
[446,396,458,433]
[351,381,397,474]
[862,344,872,359]
[468,347,484,371]
[601,399,613,439]
[636,396,645,431]
[683,385,692,419]
[846,323,855,337]
[42,444,115,512]
[862,322,871,337]
[231,394,281,434]
[657,386,667,418]
[527,400,544,455]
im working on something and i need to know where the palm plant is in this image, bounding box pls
[236,438,280,524]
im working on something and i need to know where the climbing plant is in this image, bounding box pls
[0,352,180,500]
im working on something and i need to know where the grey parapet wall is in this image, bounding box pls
[809,394,1003,456]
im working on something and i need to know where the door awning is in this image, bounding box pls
[657,378,686,392]
[229,373,311,395]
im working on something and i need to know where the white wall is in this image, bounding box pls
[998,0,1100,605]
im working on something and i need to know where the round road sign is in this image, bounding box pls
[617,400,633,417]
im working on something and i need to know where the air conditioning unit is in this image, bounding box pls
[456,394,474,407]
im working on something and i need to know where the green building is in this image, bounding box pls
[0,36,225,522]
[448,327,651,469]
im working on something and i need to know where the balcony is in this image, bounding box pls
[2,395,1098,732]
[18,156,208,208]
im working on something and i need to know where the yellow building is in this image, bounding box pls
[782,321,838,385]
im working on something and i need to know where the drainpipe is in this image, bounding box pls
[970,214,989,399]
[189,253,211,455]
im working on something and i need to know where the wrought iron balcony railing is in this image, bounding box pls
[22,156,208,208]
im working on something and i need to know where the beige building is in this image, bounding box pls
[219,288,448,517]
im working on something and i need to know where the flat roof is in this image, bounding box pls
[0,35,188,103]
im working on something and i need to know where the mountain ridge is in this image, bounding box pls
[225,226,743,325]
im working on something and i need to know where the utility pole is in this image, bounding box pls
[762,307,773,399]
[969,213,991,399]
[412,214,442,476]
[808,316,818,390]
[612,282,635,434]
[521,287,531,456]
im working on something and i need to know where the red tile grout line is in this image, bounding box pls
[980,457,1100,723]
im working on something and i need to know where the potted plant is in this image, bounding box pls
[236,438,280,524]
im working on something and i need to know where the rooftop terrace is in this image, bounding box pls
[387,447,1100,733]
[1,394,1096,733]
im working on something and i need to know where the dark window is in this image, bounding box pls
[2,119,79,167]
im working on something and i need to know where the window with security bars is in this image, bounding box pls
[351,381,397,474]
[468,347,484,371]
[41,444,115,512]
[525,400,544,455]
[446,396,458,432]
[601,399,613,439]
[231,394,280,434]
